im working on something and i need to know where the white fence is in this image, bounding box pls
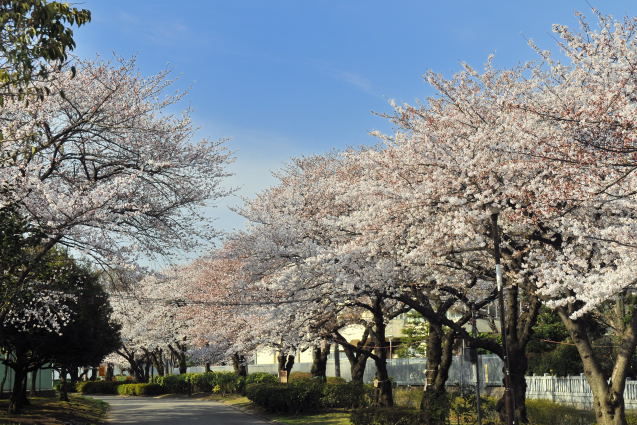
[525,375,637,409]
[184,361,637,409]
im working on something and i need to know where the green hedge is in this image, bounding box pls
[322,382,369,408]
[150,371,245,394]
[117,383,164,396]
[150,374,191,393]
[351,407,421,425]
[245,381,323,413]
[245,372,278,385]
[76,380,125,394]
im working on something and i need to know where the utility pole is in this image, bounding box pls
[491,212,515,425]
[472,306,482,425]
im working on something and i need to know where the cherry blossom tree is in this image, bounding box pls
[0,57,232,330]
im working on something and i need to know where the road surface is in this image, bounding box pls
[96,395,271,425]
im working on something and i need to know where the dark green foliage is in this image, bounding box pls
[350,407,421,425]
[117,383,163,396]
[245,372,278,385]
[245,381,323,414]
[395,311,428,358]
[321,382,369,408]
[448,389,498,425]
[0,0,91,100]
[76,381,124,394]
[527,308,583,376]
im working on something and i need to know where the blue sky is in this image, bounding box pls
[72,1,637,261]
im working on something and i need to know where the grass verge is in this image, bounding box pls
[206,394,352,425]
[0,393,108,425]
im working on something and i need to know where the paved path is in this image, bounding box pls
[95,395,271,425]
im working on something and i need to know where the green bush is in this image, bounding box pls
[326,376,347,384]
[393,387,423,409]
[245,372,278,385]
[150,374,190,393]
[76,380,123,394]
[186,372,216,392]
[350,407,421,425]
[245,381,323,414]
[214,371,244,394]
[150,372,245,394]
[321,382,369,408]
[526,399,594,425]
[117,383,164,396]
[288,371,313,382]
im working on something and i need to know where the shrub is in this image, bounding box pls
[245,372,278,385]
[350,407,421,425]
[245,381,323,414]
[214,371,244,394]
[526,399,594,425]
[288,371,313,382]
[55,381,76,393]
[187,372,217,392]
[117,383,163,396]
[326,376,346,384]
[150,372,244,394]
[321,382,368,408]
[151,374,190,393]
[76,380,123,394]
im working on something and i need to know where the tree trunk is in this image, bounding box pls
[106,363,114,381]
[232,353,247,377]
[8,364,28,413]
[337,330,371,383]
[310,342,330,381]
[558,307,637,425]
[420,324,454,425]
[334,345,341,378]
[372,301,393,407]
[58,368,69,402]
[205,363,211,373]
[0,364,8,395]
[30,370,37,396]
[69,367,79,385]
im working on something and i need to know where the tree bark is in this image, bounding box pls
[0,364,8,395]
[420,324,454,425]
[8,363,29,413]
[310,341,330,381]
[558,306,637,425]
[57,368,69,402]
[30,369,37,396]
[334,344,341,378]
[372,298,393,407]
[232,353,248,377]
[106,363,114,381]
[337,328,370,383]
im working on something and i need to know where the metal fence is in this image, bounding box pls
[202,354,504,387]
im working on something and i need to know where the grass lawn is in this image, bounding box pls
[0,394,108,425]
[271,411,352,425]
[206,394,353,425]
